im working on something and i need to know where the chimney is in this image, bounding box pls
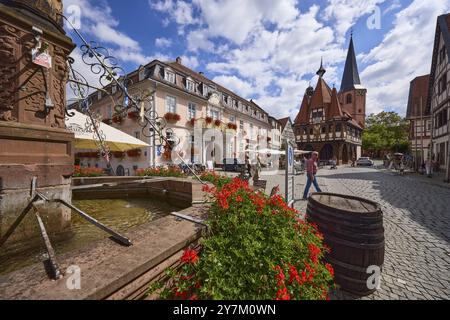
[176,56,182,64]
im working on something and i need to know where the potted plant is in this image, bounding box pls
[214,119,222,127]
[205,117,213,125]
[227,123,237,130]
[188,118,196,126]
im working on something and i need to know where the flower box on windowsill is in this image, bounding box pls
[128,111,140,120]
[126,149,142,157]
[214,120,222,127]
[113,151,125,158]
[227,123,237,130]
[164,113,181,123]
[188,118,196,126]
[267,137,272,142]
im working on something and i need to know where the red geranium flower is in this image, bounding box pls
[325,263,334,277]
[181,249,199,264]
[275,287,290,300]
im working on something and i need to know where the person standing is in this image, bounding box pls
[425,157,433,178]
[303,151,322,200]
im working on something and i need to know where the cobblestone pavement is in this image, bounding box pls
[260,166,450,300]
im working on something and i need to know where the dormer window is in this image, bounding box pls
[186,79,195,92]
[165,70,175,83]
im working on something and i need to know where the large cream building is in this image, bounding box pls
[75,57,282,175]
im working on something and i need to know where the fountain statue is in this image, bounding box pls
[0,0,75,242]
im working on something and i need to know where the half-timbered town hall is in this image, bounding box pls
[294,36,366,164]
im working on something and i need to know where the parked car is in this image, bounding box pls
[223,158,246,172]
[356,157,374,166]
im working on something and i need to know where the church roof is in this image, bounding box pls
[340,35,362,93]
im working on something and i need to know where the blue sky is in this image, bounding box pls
[63,0,450,119]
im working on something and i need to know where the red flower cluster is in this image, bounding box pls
[164,112,181,122]
[181,249,199,265]
[325,263,334,277]
[308,244,321,265]
[275,287,290,300]
[273,265,290,300]
[73,166,104,177]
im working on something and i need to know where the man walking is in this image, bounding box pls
[303,151,322,200]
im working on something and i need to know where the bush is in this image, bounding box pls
[152,178,335,300]
[73,166,104,177]
[198,171,232,189]
[136,166,187,178]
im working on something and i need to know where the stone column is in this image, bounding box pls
[0,0,76,242]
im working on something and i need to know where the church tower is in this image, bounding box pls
[338,35,367,128]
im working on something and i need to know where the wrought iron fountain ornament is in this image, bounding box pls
[61,14,203,182]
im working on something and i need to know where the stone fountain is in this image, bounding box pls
[0,0,75,242]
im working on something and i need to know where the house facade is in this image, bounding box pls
[406,75,432,169]
[293,36,365,164]
[74,57,278,175]
[427,14,450,180]
[278,117,295,145]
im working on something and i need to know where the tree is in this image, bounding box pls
[362,111,409,157]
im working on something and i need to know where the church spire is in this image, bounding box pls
[340,34,362,92]
[316,58,326,78]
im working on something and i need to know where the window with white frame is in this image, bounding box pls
[187,80,195,92]
[166,95,176,113]
[188,102,196,120]
[165,70,175,83]
[240,120,244,131]
[230,116,235,123]
[208,107,220,120]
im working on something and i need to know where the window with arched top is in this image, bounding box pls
[346,94,352,104]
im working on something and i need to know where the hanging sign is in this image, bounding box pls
[32,49,52,69]
[285,140,295,208]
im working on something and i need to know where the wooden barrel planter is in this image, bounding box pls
[306,193,384,296]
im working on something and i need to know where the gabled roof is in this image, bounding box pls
[294,93,310,125]
[327,87,344,120]
[406,75,430,119]
[277,117,292,131]
[340,35,362,93]
[426,13,450,114]
[310,77,332,108]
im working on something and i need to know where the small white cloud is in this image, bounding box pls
[155,37,172,48]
